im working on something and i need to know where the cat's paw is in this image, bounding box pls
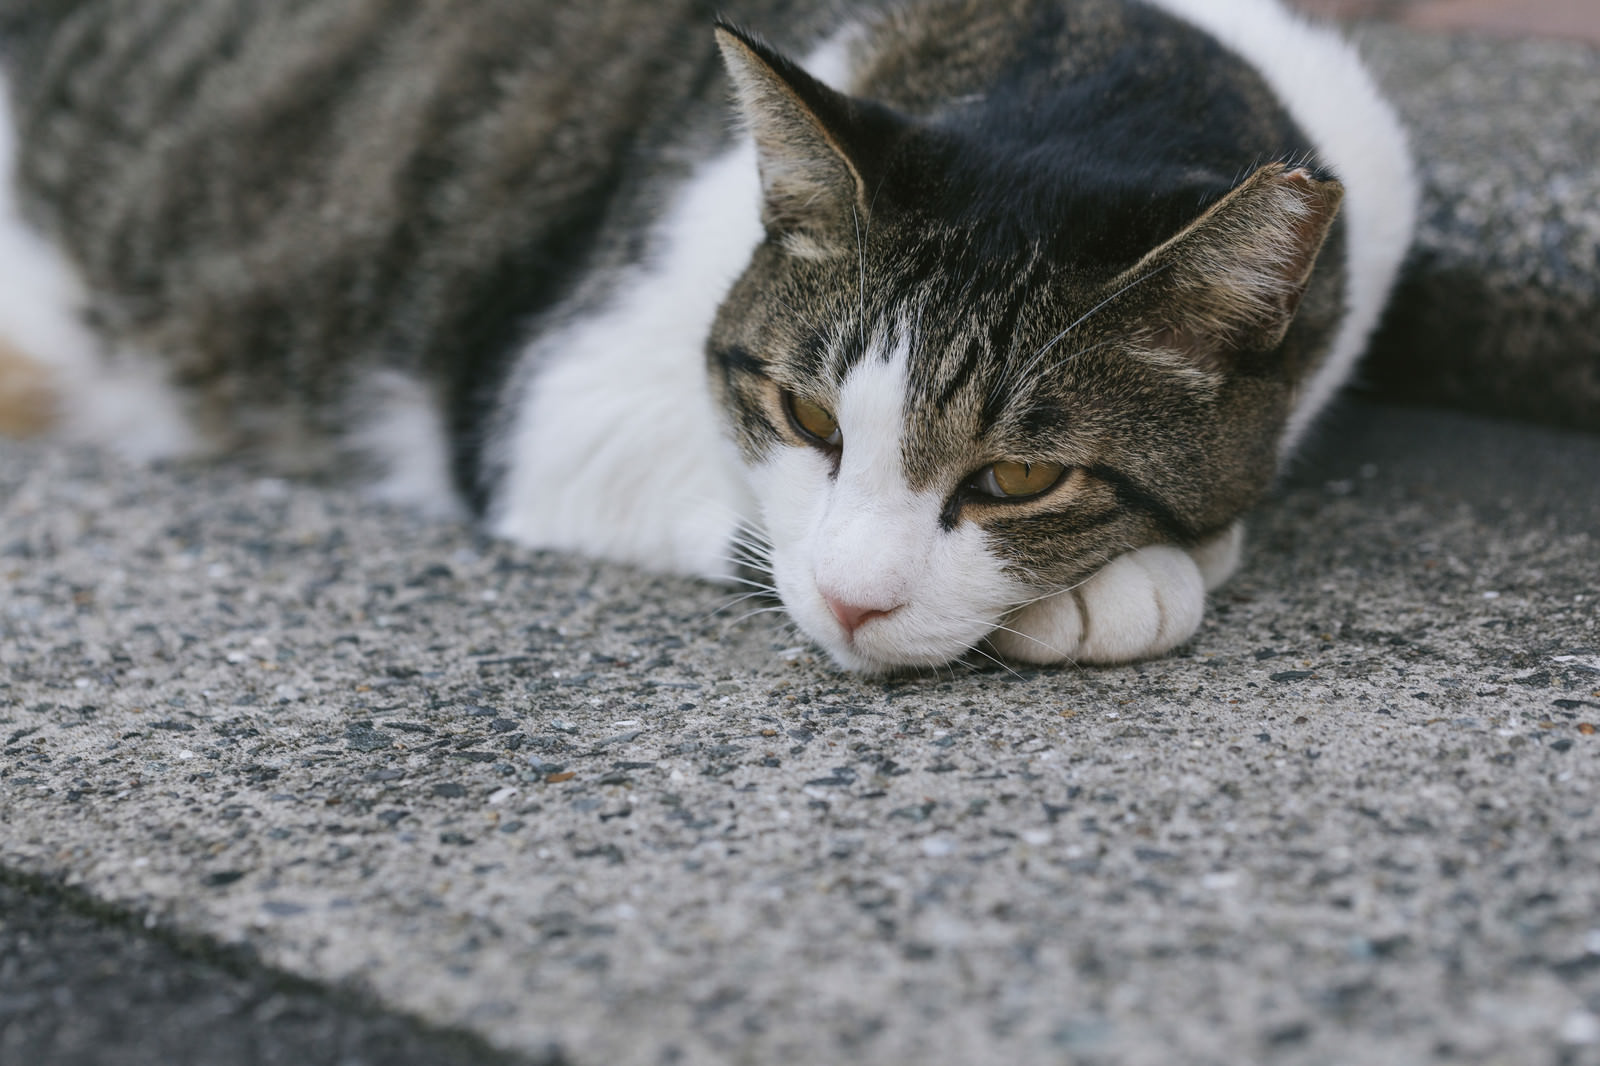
[1189,521,1245,592]
[0,337,57,438]
[989,544,1207,665]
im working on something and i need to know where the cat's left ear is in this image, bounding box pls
[1121,163,1345,362]
[715,23,890,257]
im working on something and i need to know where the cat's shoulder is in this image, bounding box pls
[1142,0,1418,449]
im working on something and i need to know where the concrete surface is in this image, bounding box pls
[3,397,1598,1066]
[1295,0,1600,46]
[0,872,535,1066]
[1358,27,1600,433]
[6,8,1600,1066]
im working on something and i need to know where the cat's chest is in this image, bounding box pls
[486,141,766,578]
[485,31,863,577]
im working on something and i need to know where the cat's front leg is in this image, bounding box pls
[989,522,1243,665]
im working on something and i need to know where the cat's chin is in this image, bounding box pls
[776,572,1022,676]
[817,642,975,678]
[803,616,1003,676]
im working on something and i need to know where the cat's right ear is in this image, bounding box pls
[1117,163,1345,365]
[715,24,885,257]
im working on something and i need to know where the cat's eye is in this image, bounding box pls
[973,460,1066,499]
[786,392,841,447]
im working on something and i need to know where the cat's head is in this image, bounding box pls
[706,24,1343,674]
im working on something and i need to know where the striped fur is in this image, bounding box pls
[0,0,1414,672]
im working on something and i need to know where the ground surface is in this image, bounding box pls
[1302,0,1600,45]
[4,398,1598,1066]
[0,875,533,1066]
[5,2,1600,1064]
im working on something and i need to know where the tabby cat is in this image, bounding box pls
[0,0,1416,673]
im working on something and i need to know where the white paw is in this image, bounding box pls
[990,544,1207,665]
[1189,521,1245,592]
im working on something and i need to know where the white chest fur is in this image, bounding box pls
[1142,0,1417,453]
[487,33,861,579]
[486,140,763,579]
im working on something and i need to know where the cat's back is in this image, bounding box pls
[0,0,800,444]
[2,0,1411,499]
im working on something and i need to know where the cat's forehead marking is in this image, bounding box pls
[895,292,1032,490]
[844,305,1015,495]
[835,331,912,496]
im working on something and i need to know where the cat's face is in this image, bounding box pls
[708,25,1340,673]
[710,218,1243,672]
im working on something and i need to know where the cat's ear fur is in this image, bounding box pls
[1125,163,1344,364]
[714,23,885,257]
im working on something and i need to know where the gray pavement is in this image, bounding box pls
[5,11,1600,1066]
[1359,27,1600,433]
[0,872,545,1066]
[3,396,1598,1066]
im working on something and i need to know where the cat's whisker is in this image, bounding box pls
[703,570,780,608]
[714,572,778,594]
[722,562,775,588]
[996,582,1077,616]
[958,638,1026,679]
[726,516,775,549]
[998,542,1135,616]
[853,203,869,352]
[723,604,793,628]
[915,609,1035,678]
[705,592,788,633]
[719,523,777,583]
[982,624,1087,673]
[731,545,773,564]
[1021,262,1175,377]
[977,617,1054,651]
[1006,335,1119,401]
[707,584,779,612]
[725,532,775,560]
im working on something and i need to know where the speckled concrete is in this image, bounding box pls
[1357,27,1600,432]
[3,398,1598,1066]
[7,13,1600,1065]
[0,873,533,1066]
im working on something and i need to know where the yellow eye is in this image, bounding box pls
[977,460,1066,499]
[787,393,841,447]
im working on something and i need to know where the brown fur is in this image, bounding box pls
[10,0,1356,595]
[709,10,1346,592]
[0,336,56,437]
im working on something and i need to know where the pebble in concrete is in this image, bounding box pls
[3,399,1598,1064]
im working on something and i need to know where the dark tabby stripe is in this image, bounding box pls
[1,0,845,503]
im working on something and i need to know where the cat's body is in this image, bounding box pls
[0,0,1415,673]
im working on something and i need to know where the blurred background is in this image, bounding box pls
[1290,0,1600,434]
[1295,0,1599,43]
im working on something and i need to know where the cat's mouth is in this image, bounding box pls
[792,586,1007,676]
[822,630,970,675]
[764,516,1028,674]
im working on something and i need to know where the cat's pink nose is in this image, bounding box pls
[824,594,899,636]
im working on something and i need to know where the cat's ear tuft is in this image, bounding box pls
[1127,163,1344,363]
[714,23,877,257]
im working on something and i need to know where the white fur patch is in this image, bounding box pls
[348,369,464,518]
[0,71,198,460]
[55,346,200,462]
[488,32,860,580]
[1143,0,1418,453]
[758,337,1027,673]
[1189,520,1244,591]
[991,544,1207,665]
[487,139,762,580]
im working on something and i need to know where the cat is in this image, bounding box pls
[0,0,1416,675]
